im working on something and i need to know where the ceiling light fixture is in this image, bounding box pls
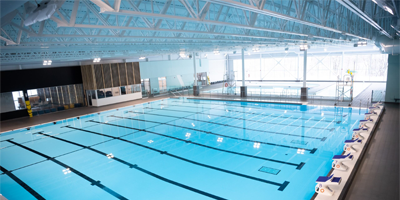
[354,41,367,47]
[93,58,101,62]
[384,6,394,15]
[139,56,146,60]
[299,44,308,51]
[43,60,52,65]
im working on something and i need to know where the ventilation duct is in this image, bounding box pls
[24,0,58,26]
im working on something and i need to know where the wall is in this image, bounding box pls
[0,66,83,121]
[208,57,226,82]
[1,66,82,93]
[1,92,17,113]
[140,59,209,89]
[385,54,400,103]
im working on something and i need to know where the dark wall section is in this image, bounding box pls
[1,66,83,93]
[1,109,28,121]
[1,66,83,121]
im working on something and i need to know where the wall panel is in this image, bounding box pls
[94,64,104,89]
[119,63,128,86]
[133,62,141,84]
[126,62,135,85]
[111,63,120,87]
[102,64,113,88]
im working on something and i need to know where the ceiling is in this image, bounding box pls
[0,0,398,67]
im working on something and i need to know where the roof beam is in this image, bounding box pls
[336,0,392,38]
[54,23,307,41]
[28,34,272,43]
[89,0,114,12]
[69,0,81,26]
[0,35,16,45]
[83,0,118,35]
[205,0,368,39]
[114,0,121,12]
[102,9,309,37]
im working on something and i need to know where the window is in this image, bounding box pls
[27,89,38,96]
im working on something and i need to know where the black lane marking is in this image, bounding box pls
[135,105,330,131]
[172,100,339,117]
[107,116,317,154]
[166,102,335,123]
[6,140,128,200]
[0,165,46,200]
[103,116,305,169]
[128,110,325,141]
[145,106,333,134]
[65,125,290,190]
[35,132,226,200]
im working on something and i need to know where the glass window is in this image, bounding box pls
[103,88,111,97]
[97,89,105,99]
[27,89,38,96]
[120,86,126,95]
[12,91,25,110]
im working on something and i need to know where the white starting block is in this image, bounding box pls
[359,119,374,129]
[331,153,354,171]
[343,138,362,153]
[368,106,381,113]
[315,174,342,196]
[372,101,383,108]
[352,128,368,140]
[364,112,378,120]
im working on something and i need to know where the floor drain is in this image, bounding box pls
[258,166,280,175]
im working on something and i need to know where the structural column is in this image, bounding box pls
[193,52,199,96]
[240,48,247,97]
[23,89,33,117]
[300,50,308,101]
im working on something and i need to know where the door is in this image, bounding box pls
[141,79,150,97]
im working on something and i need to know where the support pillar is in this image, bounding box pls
[240,48,247,97]
[301,50,308,101]
[23,89,33,117]
[193,52,199,96]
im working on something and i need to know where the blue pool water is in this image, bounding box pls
[0,98,365,200]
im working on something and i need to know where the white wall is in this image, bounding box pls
[1,92,17,113]
[140,59,209,89]
[208,59,226,82]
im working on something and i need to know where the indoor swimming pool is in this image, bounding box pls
[0,98,366,200]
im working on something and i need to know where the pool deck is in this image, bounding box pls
[343,103,399,200]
